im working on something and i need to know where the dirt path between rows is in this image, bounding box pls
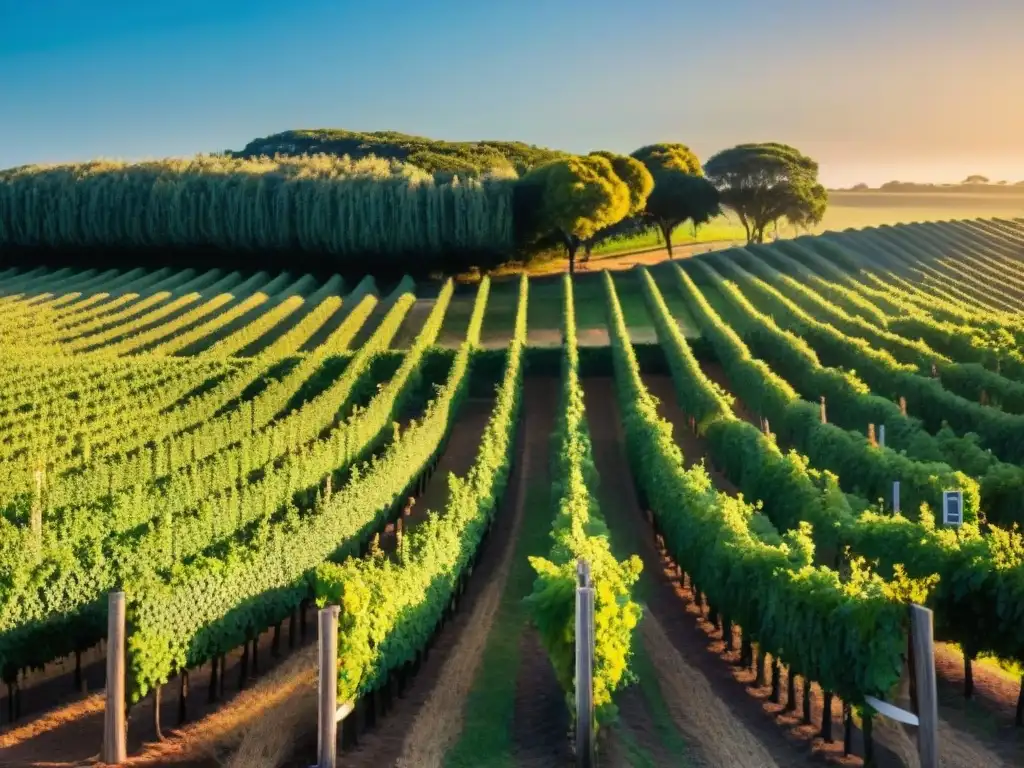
[582,376,796,768]
[332,397,511,767]
[510,378,573,767]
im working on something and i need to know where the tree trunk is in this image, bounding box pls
[74,649,83,693]
[582,241,593,263]
[770,657,781,703]
[965,653,974,698]
[843,702,853,756]
[740,636,752,668]
[1016,676,1024,726]
[208,656,219,703]
[239,642,249,689]
[660,221,674,258]
[272,623,281,658]
[821,691,834,741]
[802,677,812,724]
[784,669,797,712]
[755,647,767,687]
[566,237,579,275]
[863,709,875,767]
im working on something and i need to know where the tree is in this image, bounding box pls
[519,155,633,274]
[704,142,828,244]
[963,175,990,184]
[580,152,654,262]
[629,143,721,257]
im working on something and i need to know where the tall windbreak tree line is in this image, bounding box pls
[0,136,828,273]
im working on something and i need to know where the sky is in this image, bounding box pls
[2,0,1023,188]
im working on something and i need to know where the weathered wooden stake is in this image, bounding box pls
[899,396,907,416]
[820,395,827,424]
[317,605,339,768]
[868,423,876,447]
[911,605,939,767]
[576,561,596,768]
[153,684,163,741]
[101,591,127,765]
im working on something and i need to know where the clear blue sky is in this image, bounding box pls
[2,0,1023,187]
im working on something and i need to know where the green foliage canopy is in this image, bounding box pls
[629,143,720,257]
[703,142,828,243]
[520,155,634,271]
[233,128,567,176]
[588,151,654,215]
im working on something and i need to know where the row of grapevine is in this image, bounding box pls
[313,274,527,705]
[62,271,260,354]
[145,273,315,356]
[706,256,1024,528]
[726,259,1024,465]
[0,276,388,508]
[526,273,642,724]
[674,262,980,523]
[640,263,1024,707]
[123,280,489,702]
[776,237,1024,373]
[52,269,227,340]
[610,269,908,711]
[743,249,1024,412]
[198,274,343,358]
[0,280,446,681]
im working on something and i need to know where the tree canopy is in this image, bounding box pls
[519,155,636,273]
[629,144,720,257]
[232,129,567,176]
[588,152,654,215]
[631,144,702,175]
[703,142,827,243]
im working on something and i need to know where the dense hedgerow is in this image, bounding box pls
[0,154,516,263]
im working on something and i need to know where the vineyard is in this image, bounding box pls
[2,215,1024,768]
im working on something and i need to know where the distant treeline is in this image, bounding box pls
[230,129,568,177]
[837,179,1024,194]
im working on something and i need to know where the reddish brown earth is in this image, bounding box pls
[509,377,573,767]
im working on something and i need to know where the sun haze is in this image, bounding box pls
[1,0,1022,186]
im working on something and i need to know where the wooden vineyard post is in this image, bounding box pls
[911,605,939,768]
[576,560,595,768]
[318,605,339,768]
[819,396,827,424]
[899,396,907,416]
[868,423,876,447]
[101,591,127,765]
